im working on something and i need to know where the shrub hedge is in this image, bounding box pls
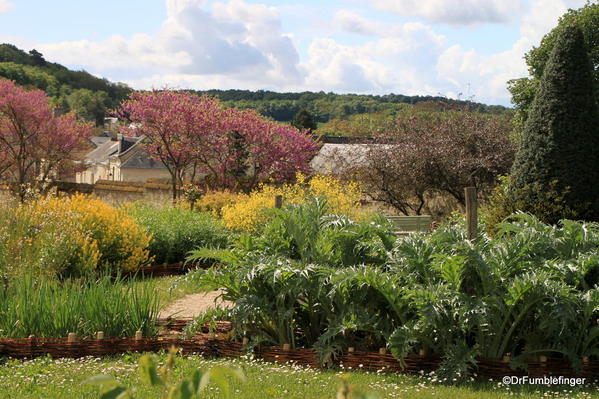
[128,203,229,265]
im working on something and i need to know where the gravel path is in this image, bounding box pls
[158,290,232,319]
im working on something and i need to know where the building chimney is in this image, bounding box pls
[117,133,123,153]
[105,117,119,140]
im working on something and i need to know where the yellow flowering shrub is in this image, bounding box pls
[195,190,244,217]
[0,205,100,279]
[221,174,362,231]
[19,194,151,272]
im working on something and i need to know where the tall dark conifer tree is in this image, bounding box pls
[291,109,317,132]
[509,25,599,223]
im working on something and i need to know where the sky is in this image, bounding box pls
[0,0,591,106]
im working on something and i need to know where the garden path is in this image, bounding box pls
[158,290,232,319]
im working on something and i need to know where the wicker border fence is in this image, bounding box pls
[2,320,599,381]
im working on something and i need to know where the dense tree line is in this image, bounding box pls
[191,89,509,124]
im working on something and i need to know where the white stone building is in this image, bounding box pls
[76,134,170,184]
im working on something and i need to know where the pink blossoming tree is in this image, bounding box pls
[119,89,319,200]
[0,79,92,201]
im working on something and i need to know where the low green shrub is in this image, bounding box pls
[0,275,160,338]
[128,203,230,265]
[481,176,581,235]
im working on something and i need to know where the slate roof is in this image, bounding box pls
[120,143,168,170]
[90,136,111,147]
[82,135,166,170]
[310,142,395,174]
[89,131,112,147]
[84,140,120,164]
[310,143,370,174]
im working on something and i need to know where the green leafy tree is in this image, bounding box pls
[66,88,110,124]
[508,3,599,131]
[291,109,317,132]
[28,49,46,66]
[509,25,599,224]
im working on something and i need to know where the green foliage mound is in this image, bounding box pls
[291,109,317,132]
[128,203,230,265]
[509,25,599,224]
[188,198,394,268]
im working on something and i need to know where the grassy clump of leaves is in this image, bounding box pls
[88,347,245,399]
[0,274,160,338]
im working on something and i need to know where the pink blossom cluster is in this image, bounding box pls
[0,79,92,199]
[118,89,320,193]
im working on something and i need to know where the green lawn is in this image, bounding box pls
[1,353,597,399]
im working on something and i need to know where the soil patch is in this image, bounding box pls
[159,290,232,319]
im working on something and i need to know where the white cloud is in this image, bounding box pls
[301,15,448,96]
[333,8,446,44]
[0,0,13,13]
[520,0,586,43]
[434,0,588,104]
[38,0,303,87]
[8,0,590,106]
[40,35,190,72]
[372,0,524,25]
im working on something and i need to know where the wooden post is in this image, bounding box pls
[465,187,478,241]
[583,356,589,365]
[96,331,104,340]
[347,347,355,353]
[274,195,283,209]
[378,347,387,355]
[28,334,36,356]
[67,332,77,343]
[135,330,143,340]
[282,343,291,350]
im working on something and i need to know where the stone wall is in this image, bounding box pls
[0,180,173,206]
